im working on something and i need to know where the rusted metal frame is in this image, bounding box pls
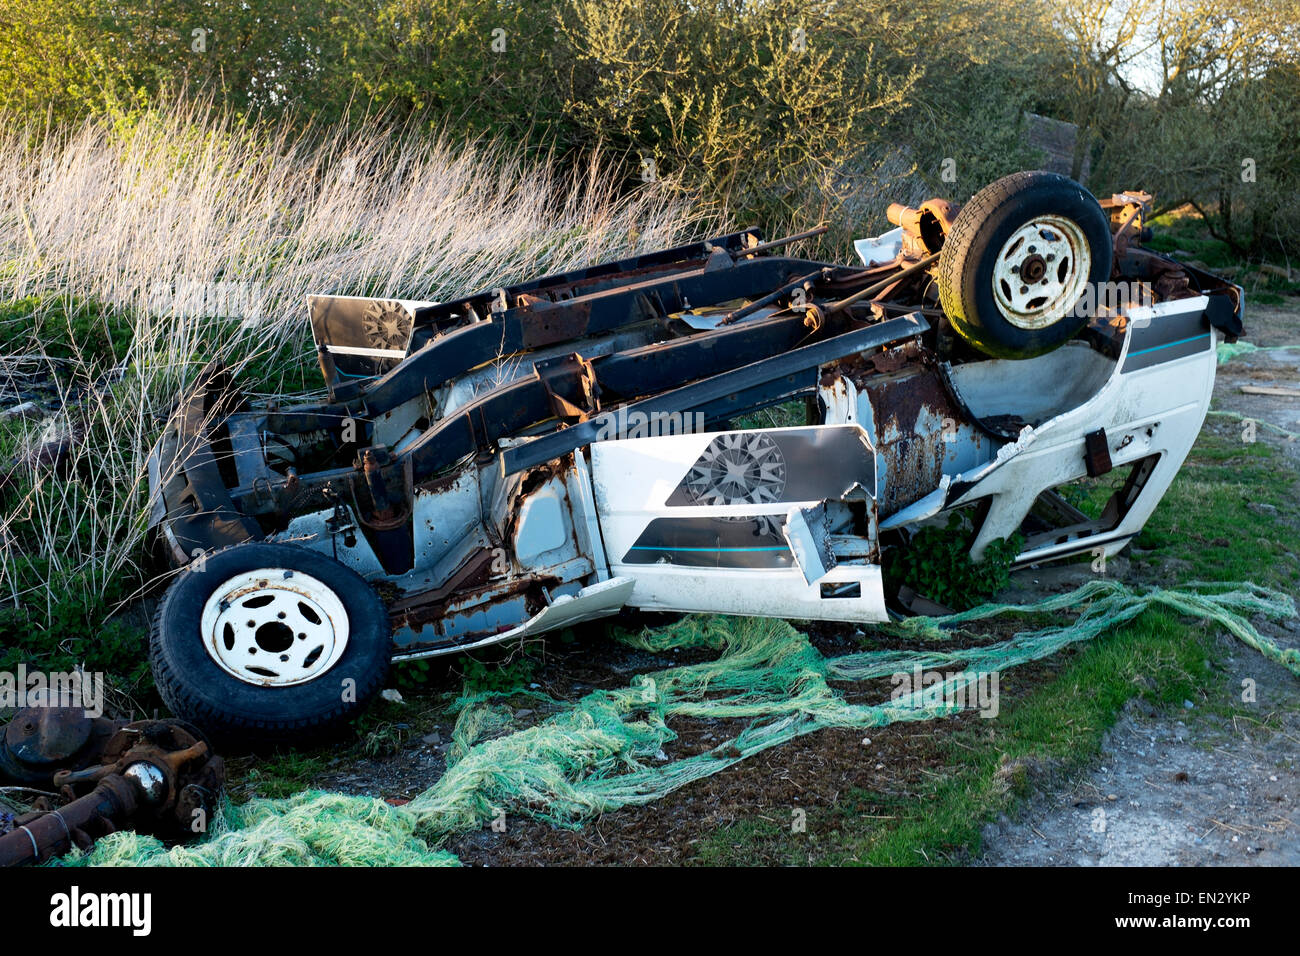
[374,313,825,490]
[230,313,818,517]
[331,314,529,406]
[816,260,902,295]
[824,253,940,315]
[405,227,766,332]
[387,548,495,614]
[721,268,829,324]
[535,352,601,422]
[168,261,908,542]
[858,362,967,517]
[510,254,832,320]
[677,372,819,430]
[233,312,844,522]
[163,367,266,557]
[1101,191,1152,255]
[591,312,814,402]
[343,255,831,414]
[735,225,829,258]
[1115,248,1244,337]
[223,313,810,521]
[243,312,911,515]
[498,313,931,476]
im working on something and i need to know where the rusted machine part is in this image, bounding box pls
[0,709,224,866]
[734,224,830,258]
[888,199,960,258]
[535,352,601,423]
[358,448,416,573]
[1121,246,1194,300]
[361,448,398,523]
[826,253,941,316]
[0,706,124,787]
[1,774,142,866]
[721,268,829,324]
[1100,190,1154,256]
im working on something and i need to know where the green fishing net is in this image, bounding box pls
[64,580,1296,867]
[1217,340,1299,364]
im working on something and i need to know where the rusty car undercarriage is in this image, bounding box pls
[137,171,1243,744]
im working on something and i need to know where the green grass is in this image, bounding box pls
[691,425,1300,865]
[733,399,807,430]
[239,750,336,800]
[1129,429,1300,588]
[0,294,132,365]
[1145,227,1239,271]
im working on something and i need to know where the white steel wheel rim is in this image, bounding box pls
[991,215,1091,330]
[199,569,350,687]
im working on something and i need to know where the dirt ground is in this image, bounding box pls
[982,300,1300,866]
[979,627,1300,866]
[296,617,1055,865]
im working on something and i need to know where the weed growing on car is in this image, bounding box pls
[455,652,542,699]
[882,512,1024,610]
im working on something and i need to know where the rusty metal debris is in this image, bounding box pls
[0,707,224,866]
[886,199,959,259]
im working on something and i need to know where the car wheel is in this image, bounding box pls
[938,170,1113,359]
[150,542,392,746]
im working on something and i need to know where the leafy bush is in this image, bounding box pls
[883,513,1023,610]
[559,0,919,232]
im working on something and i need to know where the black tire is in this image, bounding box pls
[150,542,392,747]
[938,171,1112,359]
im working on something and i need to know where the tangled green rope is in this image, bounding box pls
[64,580,1296,867]
[1216,340,1300,364]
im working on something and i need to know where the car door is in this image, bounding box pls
[590,423,888,622]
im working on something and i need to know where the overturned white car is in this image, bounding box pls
[146,171,1242,742]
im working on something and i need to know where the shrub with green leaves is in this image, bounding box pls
[883,512,1024,610]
